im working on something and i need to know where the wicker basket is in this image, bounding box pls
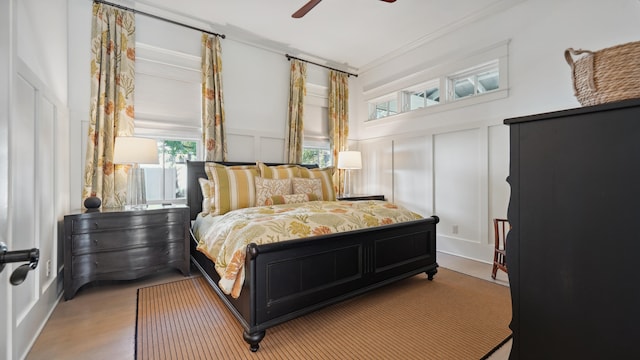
[564,41,640,106]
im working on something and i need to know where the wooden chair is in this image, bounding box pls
[491,218,510,279]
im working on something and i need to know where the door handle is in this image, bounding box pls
[0,242,40,286]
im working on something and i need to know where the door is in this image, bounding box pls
[1,0,11,357]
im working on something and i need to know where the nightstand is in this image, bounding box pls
[63,204,190,300]
[337,194,385,201]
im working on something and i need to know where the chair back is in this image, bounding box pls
[493,218,510,251]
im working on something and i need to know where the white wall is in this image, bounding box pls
[353,0,640,262]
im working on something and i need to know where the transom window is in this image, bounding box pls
[403,80,440,111]
[368,98,398,120]
[366,55,505,121]
[449,62,499,100]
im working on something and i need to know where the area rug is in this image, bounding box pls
[136,268,512,360]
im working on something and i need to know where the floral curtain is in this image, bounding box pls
[202,34,227,161]
[82,3,135,208]
[284,59,307,163]
[329,70,349,195]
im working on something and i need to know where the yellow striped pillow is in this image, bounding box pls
[297,166,336,201]
[206,163,258,215]
[257,161,300,179]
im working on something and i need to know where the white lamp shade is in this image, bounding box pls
[337,151,362,170]
[113,136,159,164]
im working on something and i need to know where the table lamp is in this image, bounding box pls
[113,136,159,209]
[337,151,362,197]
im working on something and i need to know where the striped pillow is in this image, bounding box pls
[257,161,300,179]
[206,163,258,215]
[297,166,336,201]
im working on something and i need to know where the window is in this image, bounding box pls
[368,98,398,120]
[366,60,501,120]
[402,81,440,111]
[449,62,499,100]
[302,139,332,168]
[142,139,199,203]
[364,39,509,122]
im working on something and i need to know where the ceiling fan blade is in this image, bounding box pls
[380,0,397,2]
[292,0,322,18]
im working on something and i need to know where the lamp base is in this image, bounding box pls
[342,169,352,197]
[126,164,147,210]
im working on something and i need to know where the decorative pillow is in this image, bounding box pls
[265,193,320,205]
[204,162,256,181]
[254,177,292,206]
[198,178,215,216]
[206,163,259,215]
[257,161,300,179]
[296,166,336,201]
[292,177,323,199]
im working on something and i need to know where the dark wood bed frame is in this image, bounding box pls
[187,160,439,352]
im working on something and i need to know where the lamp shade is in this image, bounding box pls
[337,151,362,170]
[113,137,159,164]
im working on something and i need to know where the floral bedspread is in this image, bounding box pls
[196,200,423,298]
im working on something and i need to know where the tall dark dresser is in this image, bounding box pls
[505,98,640,359]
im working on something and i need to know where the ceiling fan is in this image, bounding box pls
[292,0,397,19]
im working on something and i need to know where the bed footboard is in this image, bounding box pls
[194,215,439,352]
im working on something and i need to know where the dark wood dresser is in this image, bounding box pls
[63,204,190,300]
[504,98,640,359]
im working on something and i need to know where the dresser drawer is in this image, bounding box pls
[71,242,184,279]
[71,224,184,254]
[71,211,185,233]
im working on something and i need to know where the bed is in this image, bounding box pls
[187,160,439,352]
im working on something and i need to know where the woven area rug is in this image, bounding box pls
[136,268,512,360]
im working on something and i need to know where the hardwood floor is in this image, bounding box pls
[26,254,511,359]
[26,269,194,360]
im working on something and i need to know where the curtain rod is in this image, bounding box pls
[286,54,357,78]
[93,0,225,39]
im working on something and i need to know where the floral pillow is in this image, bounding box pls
[265,193,320,205]
[255,177,292,206]
[292,177,323,200]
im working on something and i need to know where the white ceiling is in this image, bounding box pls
[132,0,523,72]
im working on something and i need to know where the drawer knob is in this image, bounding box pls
[94,261,99,267]
[92,222,99,229]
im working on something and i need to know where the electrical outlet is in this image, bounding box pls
[452,225,459,234]
[46,260,51,277]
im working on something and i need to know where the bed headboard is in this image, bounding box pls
[186,161,319,220]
